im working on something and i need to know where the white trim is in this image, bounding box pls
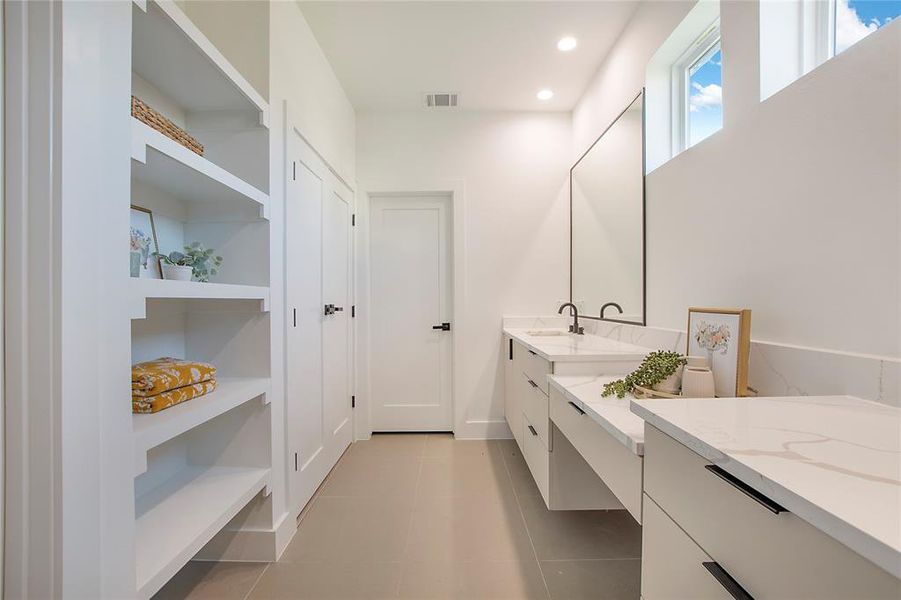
[4,2,63,596]
[356,179,467,438]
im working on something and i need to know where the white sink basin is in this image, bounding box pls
[526,330,570,337]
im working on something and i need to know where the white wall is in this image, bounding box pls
[573,0,900,360]
[356,111,571,438]
[177,0,269,101]
[272,1,356,185]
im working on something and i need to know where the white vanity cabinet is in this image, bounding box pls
[503,335,631,510]
[641,424,901,599]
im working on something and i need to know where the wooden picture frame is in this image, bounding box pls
[686,307,751,397]
[130,204,161,279]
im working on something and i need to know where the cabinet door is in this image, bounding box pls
[641,494,731,600]
[504,337,522,447]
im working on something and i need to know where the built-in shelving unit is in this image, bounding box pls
[133,377,271,475]
[128,1,273,597]
[132,0,269,127]
[129,278,270,319]
[135,465,270,599]
[131,119,269,219]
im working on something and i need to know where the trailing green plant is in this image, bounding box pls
[602,350,687,398]
[154,242,223,282]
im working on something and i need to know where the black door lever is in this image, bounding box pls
[432,322,451,331]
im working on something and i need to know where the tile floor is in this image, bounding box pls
[155,433,642,599]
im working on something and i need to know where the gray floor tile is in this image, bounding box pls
[540,559,641,600]
[152,561,266,600]
[398,560,549,599]
[518,495,641,560]
[248,562,402,599]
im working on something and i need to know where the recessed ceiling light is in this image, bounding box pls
[537,89,554,101]
[557,36,578,52]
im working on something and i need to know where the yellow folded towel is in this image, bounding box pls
[132,379,218,414]
[132,357,217,398]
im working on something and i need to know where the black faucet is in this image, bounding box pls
[600,302,624,320]
[558,302,584,335]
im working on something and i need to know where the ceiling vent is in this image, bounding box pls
[423,92,459,109]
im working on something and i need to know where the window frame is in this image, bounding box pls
[802,0,835,71]
[670,19,721,154]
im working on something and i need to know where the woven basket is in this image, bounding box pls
[131,96,204,156]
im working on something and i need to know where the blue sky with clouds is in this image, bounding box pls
[687,0,899,148]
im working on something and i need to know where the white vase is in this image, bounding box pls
[653,365,684,394]
[681,366,716,398]
[162,264,193,281]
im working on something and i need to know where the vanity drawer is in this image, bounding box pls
[641,493,731,600]
[644,425,901,599]
[522,413,549,506]
[522,346,552,394]
[522,373,550,450]
[549,386,642,523]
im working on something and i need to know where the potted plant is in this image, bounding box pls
[154,250,193,281]
[602,350,687,398]
[154,242,223,282]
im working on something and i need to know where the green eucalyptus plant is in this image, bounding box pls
[602,350,687,398]
[154,242,223,283]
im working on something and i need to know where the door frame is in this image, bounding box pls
[283,104,356,517]
[355,180,467,439]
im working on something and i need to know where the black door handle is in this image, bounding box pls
[527,425,537,436]
[527,379,538,388]
[324,304,334,315]
[704,464,787,514]
[334,306,344,312]
[568,401,586,415]
[432,322,451,331]
[702,562,754,600]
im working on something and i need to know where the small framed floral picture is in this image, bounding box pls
[130,205,161,279]
[686,307,751,397]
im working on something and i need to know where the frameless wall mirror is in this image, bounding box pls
[570,90,645,325]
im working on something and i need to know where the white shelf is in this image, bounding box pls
[129,278,270,319]
[135,465,270,599]
[132,0,269,127]
[133,377,271,475]
[131,119,269,219]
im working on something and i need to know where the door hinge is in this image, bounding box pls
[351,305,355,318]
[351,395,356,409]
[352,213,356,226]
[294,452,298,471]
[292,161,296,181]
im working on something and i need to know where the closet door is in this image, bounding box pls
[285,127,352,515]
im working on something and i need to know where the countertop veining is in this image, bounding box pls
[504,328,651,362]
[631,395,901,579]
[548,375,645,456]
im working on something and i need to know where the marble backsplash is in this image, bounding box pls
[503,316,900,408]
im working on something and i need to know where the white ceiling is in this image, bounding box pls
[298,1,641,112]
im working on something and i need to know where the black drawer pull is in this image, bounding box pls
[568,401,586,415]
[704,464,787,515]
[702,562,754,600]
[527,379,539,388]
[527,425,537,436]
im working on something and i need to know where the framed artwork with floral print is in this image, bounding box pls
[130,205,161,279]
[686,307,751,397]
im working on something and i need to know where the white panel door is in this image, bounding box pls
[370,195,452,431]
[286,128,352,514]
[322,183,353,459]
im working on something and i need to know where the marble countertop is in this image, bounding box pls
[504,327,651,363]
[548,375,645,456]
[631,395,901,579]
